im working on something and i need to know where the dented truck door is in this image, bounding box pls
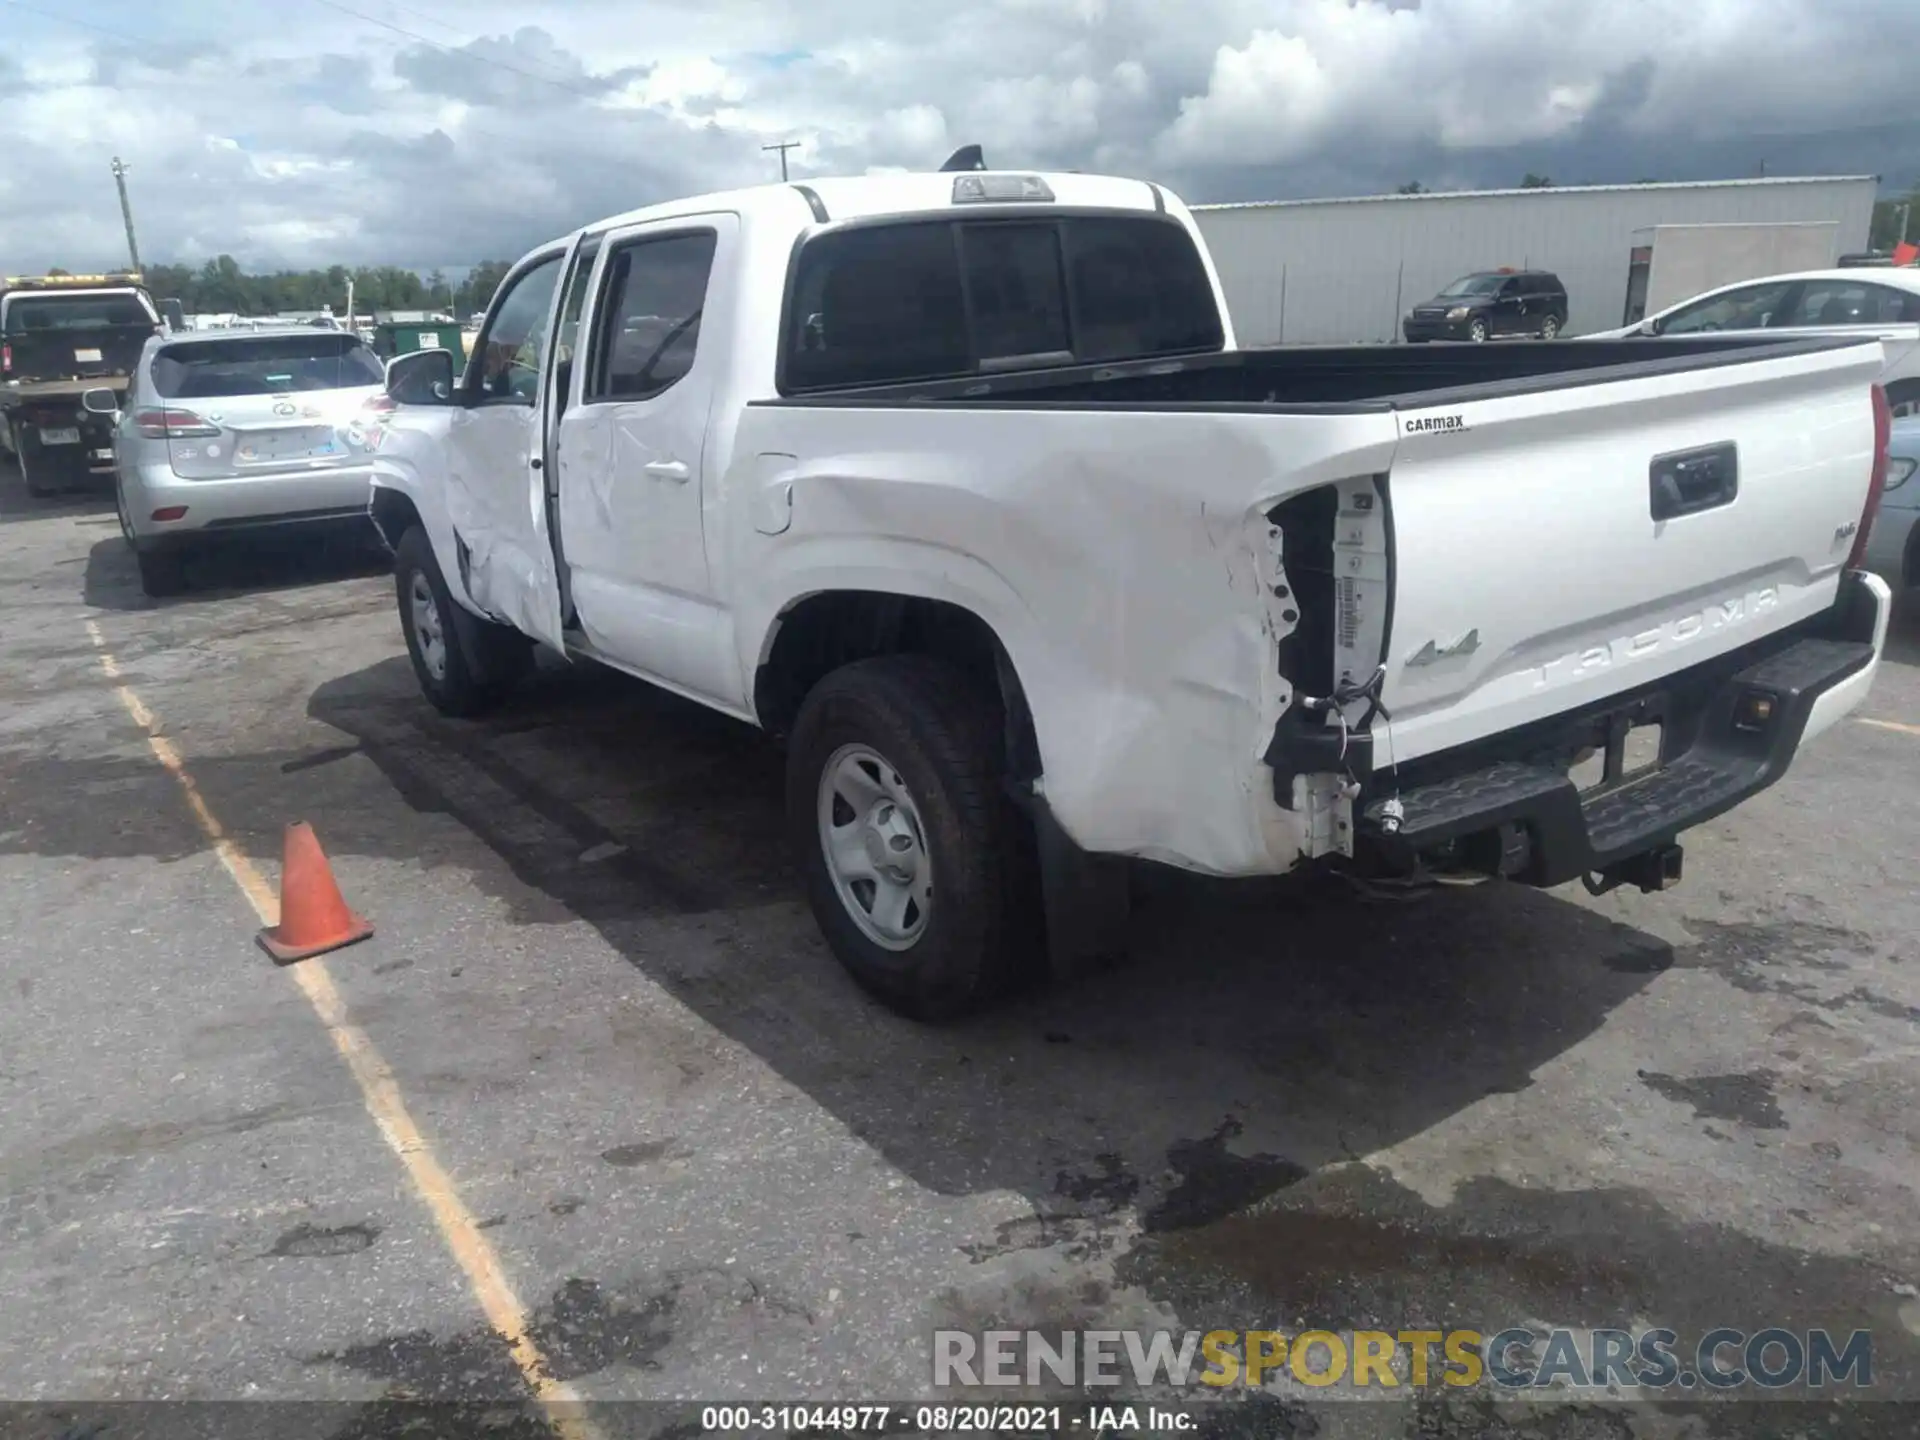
[439,245,570,653]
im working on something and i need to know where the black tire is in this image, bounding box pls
[1467,317,1490,344]
[393,526,531,718]
[1886,380,1920,421]
[1539,314,1562,340]
[16,427,62,498]
[787,655,1032,1022]
[135,545,187,598]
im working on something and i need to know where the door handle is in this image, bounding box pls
[643,460,690,483]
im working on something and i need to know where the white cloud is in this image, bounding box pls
[0,0,1913,272]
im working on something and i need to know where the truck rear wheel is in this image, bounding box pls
[787,655,1031,1022]
[394,526,531,718]
[15,425,67,498]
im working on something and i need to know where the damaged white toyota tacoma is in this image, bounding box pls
[362,161,1895,1021]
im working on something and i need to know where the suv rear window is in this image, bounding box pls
[782,214,1224,392]
[152,333,385,399]
[4,293,154,333]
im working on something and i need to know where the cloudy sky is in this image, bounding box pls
[1,0,1915,274]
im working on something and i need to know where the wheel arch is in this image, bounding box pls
[369,484,421,554]
[753,588,1043,785]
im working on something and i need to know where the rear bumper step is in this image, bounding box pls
[1358,595,1878,888]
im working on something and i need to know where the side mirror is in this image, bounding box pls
[81,387,120,416]
[160,298,187,333]
[386,347,457,406]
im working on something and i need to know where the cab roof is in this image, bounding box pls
[535,170,1177,256]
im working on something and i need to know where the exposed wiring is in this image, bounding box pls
[1296,661,1405,833]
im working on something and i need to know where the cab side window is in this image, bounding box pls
[476,255,564,403]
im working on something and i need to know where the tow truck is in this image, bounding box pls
[0,272,175,496]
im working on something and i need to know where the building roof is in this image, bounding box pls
[1192,175,1880,213]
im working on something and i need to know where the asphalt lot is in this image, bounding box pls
[2,460,1918,1439]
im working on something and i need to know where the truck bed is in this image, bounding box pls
[2,322,153,397]
[766,334,1849,410]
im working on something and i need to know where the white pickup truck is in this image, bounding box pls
[363,165,1895,1021]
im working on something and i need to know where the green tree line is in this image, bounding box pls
[133,256,515,319]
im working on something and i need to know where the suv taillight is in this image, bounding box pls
[1848,383,1891,570]
[1,342,10,374]
[133,407,220,439]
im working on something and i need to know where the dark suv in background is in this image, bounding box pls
[1403,269,1569,342]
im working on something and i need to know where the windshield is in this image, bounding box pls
[3,292,154,334]
[1436,274,1505,298]
[150,333,384,398]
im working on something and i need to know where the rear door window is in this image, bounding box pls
[587,230,719,402]
[782,214,1222,391]
[1657,281,1795,334]
[1779,281,1884,327]
[151,334,385,399]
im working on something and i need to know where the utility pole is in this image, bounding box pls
[762,140,800,182]
[110,156,142,273]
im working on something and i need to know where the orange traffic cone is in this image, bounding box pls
[258,821,374,963]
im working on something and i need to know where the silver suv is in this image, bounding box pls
[85,328,385,596]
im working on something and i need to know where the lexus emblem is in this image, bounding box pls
[273,400,297,416]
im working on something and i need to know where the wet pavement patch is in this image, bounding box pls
[1638,1068,1787,1129]
[1115,1164,1919,1390]
[1055,1152,1140,1210]
[1143,1119,1307,1232]
[310,1275,679,1397]
[270,1221,381,1258]
[525,1276,675,1381]
[315,1323,526,1400]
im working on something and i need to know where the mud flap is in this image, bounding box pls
[1034,801,1133,983]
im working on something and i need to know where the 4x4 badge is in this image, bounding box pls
[1406,628,1481,666]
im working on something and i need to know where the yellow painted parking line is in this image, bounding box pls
[1858,716,1920,738]
[85,620,600,1439]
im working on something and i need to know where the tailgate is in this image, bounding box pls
[1379,339,1886,763]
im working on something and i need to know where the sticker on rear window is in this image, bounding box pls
[1404,413,1468,434]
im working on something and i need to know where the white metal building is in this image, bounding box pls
[1192,176,1879,345]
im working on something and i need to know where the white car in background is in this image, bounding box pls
[1593,268,1920,417]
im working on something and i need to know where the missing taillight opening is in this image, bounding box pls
[1848,383,1891,571]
